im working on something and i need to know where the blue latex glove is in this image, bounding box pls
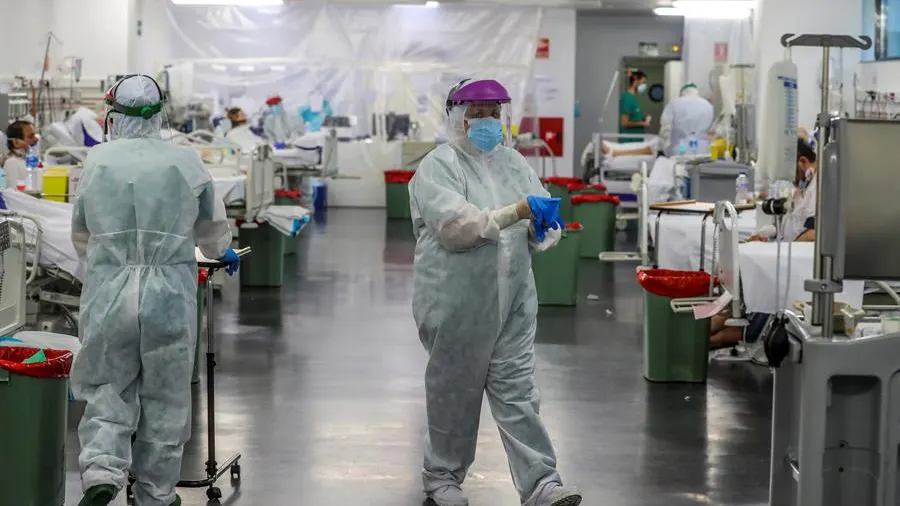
[526,196,565,241]
[274,141,287,150]
[219,249,241,276]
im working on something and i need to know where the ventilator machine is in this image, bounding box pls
[755,34,900,506]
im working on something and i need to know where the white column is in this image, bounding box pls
[129,0,173,75]
[755,0,863,135]
[683,17,755,99]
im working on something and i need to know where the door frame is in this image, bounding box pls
[621,56,681,135]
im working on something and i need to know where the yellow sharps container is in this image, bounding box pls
[42,168,70,202]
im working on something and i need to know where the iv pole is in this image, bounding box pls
[778,34,872,337]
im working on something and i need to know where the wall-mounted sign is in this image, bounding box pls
[536,37,550,59]
[639,42,660,57]
[714,42,730,63]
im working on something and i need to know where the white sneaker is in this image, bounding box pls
[545,488,582,506]
[527,482,583,506]
[427,485,469,506]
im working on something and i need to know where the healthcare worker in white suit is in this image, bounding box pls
[409,78,582,506]
[71,74,241,506]
[659,83,715,155]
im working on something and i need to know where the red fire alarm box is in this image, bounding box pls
[536,37,550,59]
[518,117,564,157]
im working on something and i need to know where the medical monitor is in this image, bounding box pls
[838,119,900,281]
[386,113,411,141]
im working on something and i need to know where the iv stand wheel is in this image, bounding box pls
[207,486,223,500]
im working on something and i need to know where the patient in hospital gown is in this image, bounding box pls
[712,137,818,348]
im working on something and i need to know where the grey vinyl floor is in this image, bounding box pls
[64,208,773,506]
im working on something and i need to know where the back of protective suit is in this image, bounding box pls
[75,137,227,270]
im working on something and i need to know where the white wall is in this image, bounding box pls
[857,60,900,91]
[683,17,754,100]
[755,0,863,133]
[574,13,684,163]
[529,8,577,178]
[0,0,129,83]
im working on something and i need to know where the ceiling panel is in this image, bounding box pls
[284,0,669,10]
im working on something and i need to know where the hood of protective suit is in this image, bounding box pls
[680,85,700,98]
[108,76,163,140]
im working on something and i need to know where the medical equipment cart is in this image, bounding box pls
[126,247,251,503]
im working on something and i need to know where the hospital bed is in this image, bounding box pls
[179,128,339,206]
[648,200,756,271]
[598,160,650,265]
[0,199,80,334]
[582,133,659,222]
[1,143,310,335]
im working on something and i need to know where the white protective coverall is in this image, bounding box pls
[409,101,579,506]
[70,75,232,506]
[660,86,715,155]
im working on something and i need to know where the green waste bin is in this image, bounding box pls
[385,170,415,220]
[544,177,582,222]
[275,190,302,255]
[572,194,619,258]
[637,269,711,383]
[0,347,73,506]
[239,222,285,287]
[193,270,207,384]
[532,223,583,306]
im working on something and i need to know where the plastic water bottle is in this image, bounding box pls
[24,147,39,191]
[688,132,699,155]
[735,173,749,204]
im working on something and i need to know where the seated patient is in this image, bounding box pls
[713,138,817,348]
[749,137,817,243]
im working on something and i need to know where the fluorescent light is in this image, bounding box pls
[211,64,228,72]
[238,65,255,72]
[270,65,287,72]
[425,1,440,6]
[170,0,283,5]
[672,0,754,8]
[654,4,752,18]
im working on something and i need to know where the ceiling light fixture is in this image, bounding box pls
[654,1,753,19]
[270,65,287,72]
[425,1,440,6]
[170,0,284,6]
[672,0,754,8]
[238,65,256,72]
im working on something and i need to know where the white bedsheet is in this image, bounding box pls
[1,178,258,281]
[213,176,246,205]
[650,209,758,271]
[3,190,84,280]
[739,242,865,313]
[607,154,657,173]
[257,205,311,238]
[272,147,321,168]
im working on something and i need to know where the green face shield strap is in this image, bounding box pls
[104,75,165,119]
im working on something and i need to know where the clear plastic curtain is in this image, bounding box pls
[164,4,543,137]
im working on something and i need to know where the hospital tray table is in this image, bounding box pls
[650,201,755,271]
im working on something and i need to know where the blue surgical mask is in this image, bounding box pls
[637,83,648,94]
[270,105,282,114]
[466,118,503,152]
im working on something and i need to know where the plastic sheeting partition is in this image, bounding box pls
[164,4,543,138]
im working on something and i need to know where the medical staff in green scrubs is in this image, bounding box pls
[619,70,650,143]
